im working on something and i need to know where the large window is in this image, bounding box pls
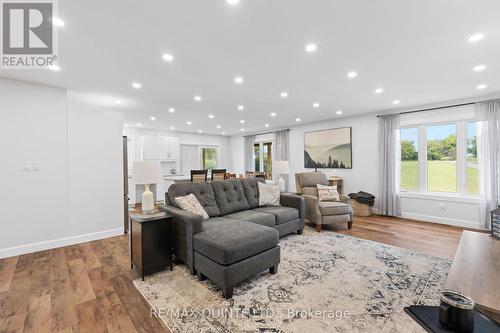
[400,121,478,196]
[400,128,418,191]
[427,124,457,192]
[201,147,217,170]
[466,122,478,195]
[254,142,273,179]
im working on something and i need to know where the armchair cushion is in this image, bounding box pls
[319,201,352,216]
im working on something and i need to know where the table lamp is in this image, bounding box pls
[273,160,290,192]
[133,161,162,214]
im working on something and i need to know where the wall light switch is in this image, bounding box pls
[22,161,31,171]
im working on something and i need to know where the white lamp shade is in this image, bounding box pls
[133,161,163,184]
[273,160,290,175]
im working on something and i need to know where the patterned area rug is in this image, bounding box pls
[133,229,451,332]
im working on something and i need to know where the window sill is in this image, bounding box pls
[400,191,480,204]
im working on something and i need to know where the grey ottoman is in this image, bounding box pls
[193,218,280,298]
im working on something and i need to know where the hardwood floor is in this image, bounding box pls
[0,215,467,332]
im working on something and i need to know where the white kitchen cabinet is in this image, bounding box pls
[141,135,158,160]
[140,135,180,161]
[167,137,180,160]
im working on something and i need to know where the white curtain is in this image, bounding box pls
[274,129,290,188]
[244,135,256,172]
[476,99,500,229]
[377,114,401,216]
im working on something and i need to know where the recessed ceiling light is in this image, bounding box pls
[162,53,174,62]
[115,100,122,105]
[198,129,203,133]
[238,105,245,110]
[240,120,245,124]
[375,88,384,94]
[468,33,484,43]
[221,132,226,135]
[313,102,320,108]
[280,92,288,98]
[305,43,317,53]
[264,124,270,127]
[170,126,175,130]
[132,82,142,89]
[226,0,240,5]
[295,118,301,122]
[234,76,244,84]
[473,64,486,72]
[187,121,192,125]
[240,128,245,132]
[477,84,487,90]
[48,64,60,71]
[137,123,142,127]
[393,100,400,105]
[149,116,156,121]
[52,17,65,27]
[194,95,202,102]
[216,125,221,129]
[168,108,175,113]
[336,110,343,115]
[208,114,215,119]
[270,112,277,117]
[347,71,358,79]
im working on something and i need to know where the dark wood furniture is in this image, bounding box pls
[130,212,173,280]
[327,177,344,194]
[445,231,500,323]
[211,169,227,181]
[255,172,266,179]
[190,169,208,182]
[245,171,255,178]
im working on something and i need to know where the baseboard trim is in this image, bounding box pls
[400,212,479,229]
[0,228,124,259]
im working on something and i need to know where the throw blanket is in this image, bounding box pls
[348,191,375,206]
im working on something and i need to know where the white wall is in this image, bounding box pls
[124,127,231,172]
[0,78,124,258]
[229,113,481,228]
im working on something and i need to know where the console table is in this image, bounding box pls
[445,231,500,323]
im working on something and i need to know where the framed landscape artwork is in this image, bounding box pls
[304,127,352,169]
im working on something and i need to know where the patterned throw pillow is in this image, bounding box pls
[317,184,340,202]
[258,182,281,207]
[175,193,209,220]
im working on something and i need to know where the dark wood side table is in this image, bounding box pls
[328,178,343,195]
[130,212,173,280]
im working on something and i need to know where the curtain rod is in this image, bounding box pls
[242,128,289,137]
[377,101,475,118]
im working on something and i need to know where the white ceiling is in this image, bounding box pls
[2,0,500,136]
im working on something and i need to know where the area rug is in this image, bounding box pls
[133,229,451,332]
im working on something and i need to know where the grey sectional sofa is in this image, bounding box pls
[159,178,305,298]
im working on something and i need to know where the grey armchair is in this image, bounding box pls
[295,172,353,231]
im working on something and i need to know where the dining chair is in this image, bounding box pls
[255,172,266,179]
[211,169,227,181]
[191,169,208,182]
[226,173,237,179]
[245,171,255,178]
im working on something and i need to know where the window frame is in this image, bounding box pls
[400,120,477,197]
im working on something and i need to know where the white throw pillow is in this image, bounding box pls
[175,193,209,220]
[317,184,340,202]
[258,182,281,206]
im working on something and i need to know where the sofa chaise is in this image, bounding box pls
[159,178,305,298]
